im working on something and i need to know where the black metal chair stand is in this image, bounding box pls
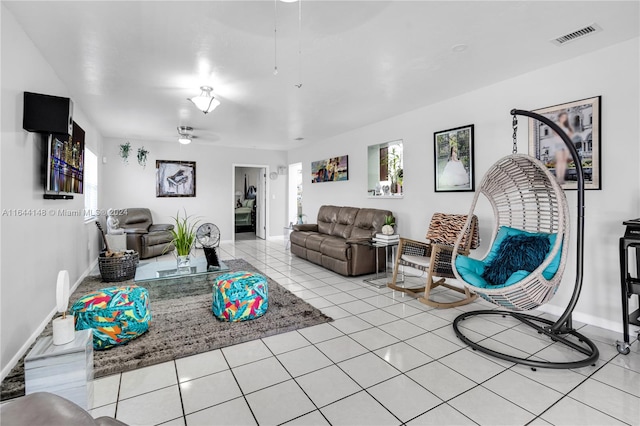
[453,310,599,369]
[452,109,599,369]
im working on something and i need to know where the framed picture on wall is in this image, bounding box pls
[156,160,196,197]
[311,155,349,183]
[434,124,475,192]
[528,96,601,190]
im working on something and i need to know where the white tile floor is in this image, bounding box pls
[88,239,640,426]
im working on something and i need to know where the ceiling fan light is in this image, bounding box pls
[177,125,194,136]
[188,86,220,114]
[178,136,192,145]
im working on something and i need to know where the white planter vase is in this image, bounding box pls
[177,254,191,274]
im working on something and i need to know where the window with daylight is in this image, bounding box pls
[84,148,98,221]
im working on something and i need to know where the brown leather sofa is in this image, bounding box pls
[117,208,175,259]
[290,205,392,276]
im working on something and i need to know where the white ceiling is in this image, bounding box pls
[5,1,639,150]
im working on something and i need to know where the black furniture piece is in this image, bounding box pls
[617,218,640,354]
[196,223,222,271]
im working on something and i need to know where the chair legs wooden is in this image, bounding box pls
[418,275,477,308]
[387,250,477,308]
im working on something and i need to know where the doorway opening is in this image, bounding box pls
[288,163,303,225]
[233,165,267,241]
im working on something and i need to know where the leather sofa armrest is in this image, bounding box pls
[293,224,318,232]
[149,224,174,232]
[124,228,148,234]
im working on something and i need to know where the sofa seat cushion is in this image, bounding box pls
[306,233,330,251]
[142,230,173,246]
[320,238,351,261]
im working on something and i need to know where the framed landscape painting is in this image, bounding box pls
[311,155,348,183]
[156,160,196,197]
[434,124,475,192]
[528,96,601,190]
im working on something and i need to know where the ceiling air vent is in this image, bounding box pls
[551,23,602,46]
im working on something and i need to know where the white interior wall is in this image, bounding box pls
[1,5,103,377]
[100,138,288,242]
[288,38,640,331]
[288,163,302,225]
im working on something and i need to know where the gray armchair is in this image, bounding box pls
[117,208,175,259]
[0,392,127,425]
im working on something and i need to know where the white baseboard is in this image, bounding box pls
[0,258,98,381]
[536,303,627,334]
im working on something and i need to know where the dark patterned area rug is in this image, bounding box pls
[1,259,332,400]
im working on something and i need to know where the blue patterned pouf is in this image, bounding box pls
[212,271,268,321]
[71,285,152,350]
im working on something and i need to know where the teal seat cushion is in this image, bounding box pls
[455,226,562,288]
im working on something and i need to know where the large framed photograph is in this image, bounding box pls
[311,155,349,183]
[434,124,475,192]
[156,160,196,197]
[528,96,601,190]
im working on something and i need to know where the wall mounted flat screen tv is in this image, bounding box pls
[44,121,84,196]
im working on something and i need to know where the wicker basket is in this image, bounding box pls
[98,251,139,282]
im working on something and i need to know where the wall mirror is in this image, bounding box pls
[367,139,403,197]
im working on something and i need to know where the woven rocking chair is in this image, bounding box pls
[388,213,479,308]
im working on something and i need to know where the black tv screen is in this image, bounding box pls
[45,122,84,195]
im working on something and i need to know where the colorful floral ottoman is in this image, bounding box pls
[71,285,152,350]
[212,271,268,321]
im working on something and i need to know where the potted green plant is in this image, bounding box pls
[381,215,396,235]
[168,210,198,273]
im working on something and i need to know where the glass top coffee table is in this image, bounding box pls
[134,257,229,282]
[133,257,230,301]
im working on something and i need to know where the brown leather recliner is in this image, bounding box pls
[290,205,392,276]
[117,208,175,259]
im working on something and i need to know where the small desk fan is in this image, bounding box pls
[196,223,221,271]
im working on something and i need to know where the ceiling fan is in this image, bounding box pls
[177,126,197,144]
